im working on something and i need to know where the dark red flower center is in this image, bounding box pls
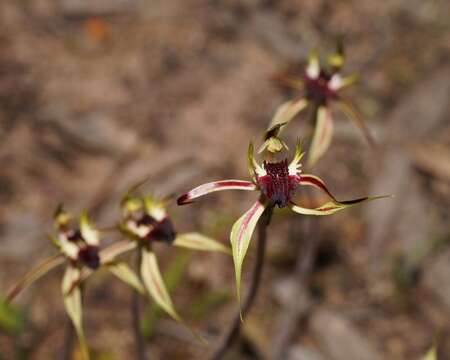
[258,159,298,208]
[305,70,336,105]
[136,213,158,227]
[59,225,99,267]
[147,217,177,244]
[132,213,177,245]
[78,245,100,269]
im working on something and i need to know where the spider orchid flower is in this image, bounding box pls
[263,47,375,166]
[116,194,230,323]
[178,142,389,307]
[5,207,107,360]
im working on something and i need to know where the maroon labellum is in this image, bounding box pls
[77,245,100,269]
[125,211,177,245]
[257,159,299,208]
[304,70,337,105]
[136,213,158,227]
[147,217,177,244]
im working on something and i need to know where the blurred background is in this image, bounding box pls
[0,0,449,359]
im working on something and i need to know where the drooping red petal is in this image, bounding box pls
[297,174,392,214]
[177,180,256,205]
[299,174,338,202]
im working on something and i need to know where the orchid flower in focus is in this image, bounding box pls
[178,142,389,307]
[263,47,375,166]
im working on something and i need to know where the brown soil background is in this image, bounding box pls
[0,0,449,359]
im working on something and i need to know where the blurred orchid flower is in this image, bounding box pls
[117,193,230,323]
[263,46,375,166]
[423,346,437,360]
[178,142,389,307]
[6,206,108,360]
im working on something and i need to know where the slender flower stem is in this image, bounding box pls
[210,206,273,360]
[132,250,146,360]
[62,317,75,360]
[271,219,317,359]
[271,190,320,359]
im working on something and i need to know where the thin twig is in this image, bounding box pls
[209,206,273,360]
[132,250,146,360]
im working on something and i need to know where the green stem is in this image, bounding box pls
[62,317,75,360]
[132,250,146,360]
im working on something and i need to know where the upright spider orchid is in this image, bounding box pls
[263,47,374,165]
[117,193,230,323]
[178,142,388,307]
[6,207,105,360]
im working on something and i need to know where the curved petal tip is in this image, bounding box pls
[177,193,192,206]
